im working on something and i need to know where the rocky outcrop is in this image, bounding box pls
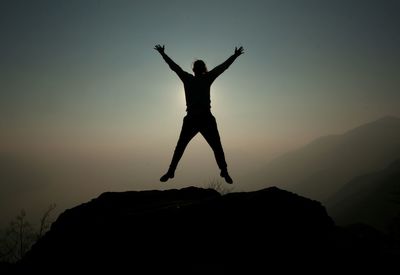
[18,186,396,273]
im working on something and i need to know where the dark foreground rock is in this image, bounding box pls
[18,186,398,274]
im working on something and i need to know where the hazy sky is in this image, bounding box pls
[1,0,399,225]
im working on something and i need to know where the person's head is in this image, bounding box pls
[192,60,208,75]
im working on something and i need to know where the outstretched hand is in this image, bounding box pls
[234,46,244,57]
[154,44,165,54]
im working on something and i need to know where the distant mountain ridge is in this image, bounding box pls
[327,159,400,233]
[254,116,400,202]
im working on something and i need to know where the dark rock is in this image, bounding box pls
[17,186,395,273]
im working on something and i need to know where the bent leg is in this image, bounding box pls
[200,116,228,172]
[168,116,198,173]
[200,116,232,183]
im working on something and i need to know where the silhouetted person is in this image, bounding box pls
[155,44,244,184]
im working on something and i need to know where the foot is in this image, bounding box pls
[160,171,175,182]
[220,170,233,184]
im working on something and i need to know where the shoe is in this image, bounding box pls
[160,171,175,182]
[220,170,233,184]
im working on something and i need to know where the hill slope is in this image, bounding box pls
[327,159,400,232]
[254,116,400,201]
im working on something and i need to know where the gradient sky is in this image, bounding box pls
[1,0,399,225]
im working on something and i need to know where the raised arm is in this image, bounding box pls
[209,46,244,80]
[154,44,186,79]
